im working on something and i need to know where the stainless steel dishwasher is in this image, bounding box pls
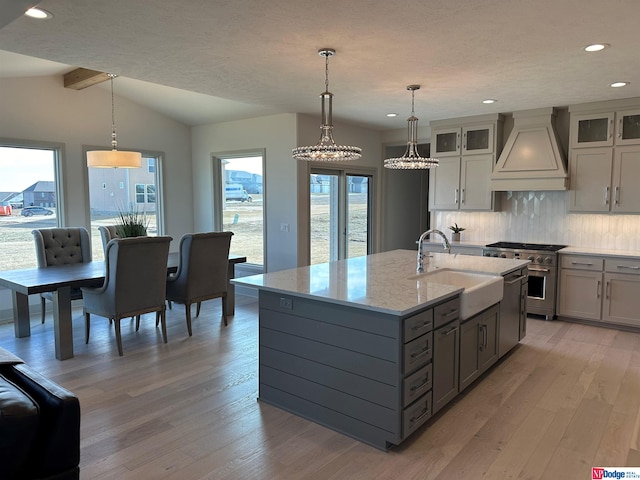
[499,267,528,358]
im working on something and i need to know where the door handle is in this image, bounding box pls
[606,281,610,300]
[610,118,614,139]
[604,186,610,205]
[615,186,620,206]
[596,280,601,298]
[454,188,459,205]
[505,275,527,286]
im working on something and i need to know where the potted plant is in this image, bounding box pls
[448,223,465,242]
[115,206,149,238]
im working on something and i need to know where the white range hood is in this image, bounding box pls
[491,107,568,191]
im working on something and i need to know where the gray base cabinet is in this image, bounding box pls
[257,282,524,450]
[258,290,459,451]
[459,304,500,392]
[432,299,460,414]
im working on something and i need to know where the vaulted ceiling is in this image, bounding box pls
[1,0,639,129]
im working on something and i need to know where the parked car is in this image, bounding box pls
[225,184,252,202]
[21,206,54,217]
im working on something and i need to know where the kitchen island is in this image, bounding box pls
[234,249,529,450]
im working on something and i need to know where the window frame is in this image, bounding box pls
[0,137,65,226]
[212,149,266,268]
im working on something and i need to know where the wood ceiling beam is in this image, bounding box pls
[63,68,109,90]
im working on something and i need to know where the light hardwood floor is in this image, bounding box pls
[1,296,639,479]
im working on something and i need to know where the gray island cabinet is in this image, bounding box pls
[234,249,529,450]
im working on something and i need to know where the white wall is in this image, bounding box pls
[0,75,193,321]
[191,114,298,273]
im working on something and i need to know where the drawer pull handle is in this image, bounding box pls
[441,326,458,336]
[411,321,432,331]
[410,347,430,359]
[410,407,430,425]
[410,377,430,393]
[571,262,593,266]
[441,309,458,318]
[617,265,640,270]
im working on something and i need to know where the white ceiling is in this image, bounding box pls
[1,0,639,130]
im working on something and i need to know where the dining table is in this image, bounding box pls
[0,252,247,360]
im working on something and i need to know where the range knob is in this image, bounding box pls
[545,256,553,264]
[492,253,499,258]
[500,253,507,258]
[527,255,534,261]
[536,256,543,263]
[484,252,491,257]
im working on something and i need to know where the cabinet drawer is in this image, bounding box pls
[404,309,434,343]
[434,298,460,329]
[605,257,640,274]
[403,363,432,408]
[403,333,433,374]
[560,255,603,271]
[403,391,432,438]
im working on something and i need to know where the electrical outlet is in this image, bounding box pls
[279,297,293,310]
[280,223,290,232]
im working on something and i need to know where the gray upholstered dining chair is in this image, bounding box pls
[165,231,233,335]
[81,236,172,356]
[32,227,92,324]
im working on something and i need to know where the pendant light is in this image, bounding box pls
[384,85,438,169]
[87,74,142,168]
[292,48,362,162]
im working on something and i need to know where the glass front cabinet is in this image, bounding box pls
[433,124,496,157]
[571,109,640,148]
[429,114,503,212]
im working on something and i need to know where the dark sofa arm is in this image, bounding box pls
[0,363,80,480]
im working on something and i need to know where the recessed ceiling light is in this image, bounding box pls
[611,81,629,88]
[584,43,609,52]
[386,113,398,117]
[482,99,497,104]
[24,7,53,19]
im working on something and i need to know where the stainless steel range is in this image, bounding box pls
[483,242,567,320]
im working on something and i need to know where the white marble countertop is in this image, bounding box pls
[560,246,640,259]
[233,249,529,316]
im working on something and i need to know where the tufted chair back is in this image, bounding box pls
[98,226,120,255]
[32,228,92,267]
[31,228,92,324]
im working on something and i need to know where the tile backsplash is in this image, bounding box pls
[433,191,640,251]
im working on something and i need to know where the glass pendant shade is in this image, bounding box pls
[384,85,438,169]
[87,74,142,168]
[292,49,361,162]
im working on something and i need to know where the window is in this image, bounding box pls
[0,143,60,270]
[214,153,264,266]
[87,153,163,259]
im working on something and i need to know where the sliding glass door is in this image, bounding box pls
[310,168,372,265]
